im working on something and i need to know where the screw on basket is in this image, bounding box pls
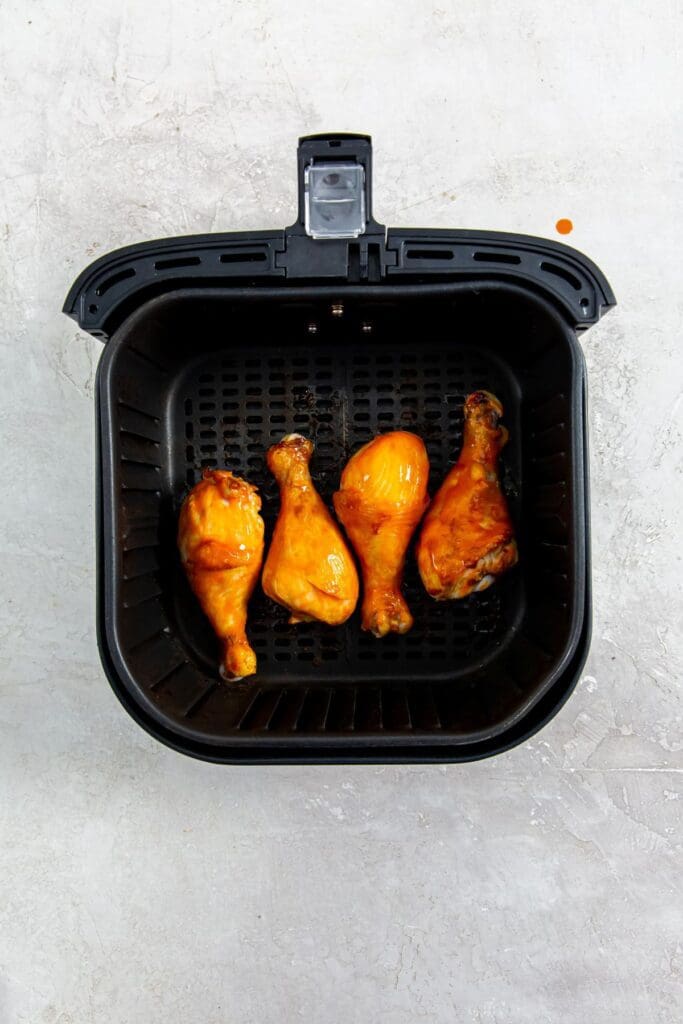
[307,322,319,335]
[361,321,372,334]
[331,303,344,318]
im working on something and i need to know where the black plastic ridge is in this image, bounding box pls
[385,229,615,328]
[63,134,615,339]
[62,230,286,339]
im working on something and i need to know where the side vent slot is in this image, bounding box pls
[405,248,455,261]
[154,256,202,271]
[219,251,267,264]
[541,261,582,291]
[96,267,136,296]
[473,251,521,265]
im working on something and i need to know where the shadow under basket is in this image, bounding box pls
[66,132,614,762]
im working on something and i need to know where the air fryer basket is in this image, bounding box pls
[66,133,615,762]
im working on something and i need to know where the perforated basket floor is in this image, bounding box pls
[99,284,587,755]
[171,337,521,683]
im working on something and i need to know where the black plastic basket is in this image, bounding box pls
[64,133,615,763]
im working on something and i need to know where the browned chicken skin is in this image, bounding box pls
[262,434,359,625]
[416,391,518,600]
[334,431,429,636]
[178,469,265,680]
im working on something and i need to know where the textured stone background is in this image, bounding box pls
[0,2,680,1022]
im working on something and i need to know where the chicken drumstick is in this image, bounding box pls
[416,391,518,600]
[334,431,429,636]
[178,469,265,680]
[262,434,359,626]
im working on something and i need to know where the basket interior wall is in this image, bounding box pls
[103,287,580,743]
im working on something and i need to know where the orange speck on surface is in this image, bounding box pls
[556,218,573,235]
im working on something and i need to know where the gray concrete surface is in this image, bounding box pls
[1,2,681,1021]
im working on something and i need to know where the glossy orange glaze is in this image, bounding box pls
[417,391,518,600]
[262,435,359,625]
[178,469,264,680]
[334,431,429,637]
